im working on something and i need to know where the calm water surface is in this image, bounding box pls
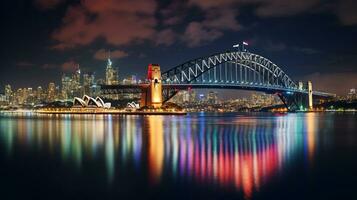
[0,112,356,199]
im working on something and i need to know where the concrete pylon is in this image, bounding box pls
[308,81,313,110]
[140,64,163,108]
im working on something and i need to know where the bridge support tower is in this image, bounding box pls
[277,81,314,112]
[308,81,313,110]
[140,64,163,108]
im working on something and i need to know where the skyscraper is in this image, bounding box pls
[47,82,56,102]
[71,65,82,97]
[37,86,43,102]
[4,84,12,103]
[105,55,119,85]
[83,72,95,96]
[61,74,72,100]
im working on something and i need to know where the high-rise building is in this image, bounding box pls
[47,82,56,102]
[4,84,12,103]
[16,88,23,105]
[0,94,6,105]
[207,91,218,104]
[71,65,82,98]
[105,56,119,85]
[36,86,43,102]
[73,65,81,85]
[61,74,72,100]
[347,88,356,100]
[83,72,95,96]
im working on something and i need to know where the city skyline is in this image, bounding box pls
[0,0,356,95]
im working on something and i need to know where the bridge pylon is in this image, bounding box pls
[277,81,314,112]
[140,64,163,108]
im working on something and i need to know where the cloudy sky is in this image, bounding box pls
[0,0,356,95]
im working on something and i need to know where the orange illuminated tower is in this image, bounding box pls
[141,64,163,108]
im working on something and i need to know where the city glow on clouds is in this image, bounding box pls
[47,0,357,50]
[94,49,129,60]
[51,0,157,50]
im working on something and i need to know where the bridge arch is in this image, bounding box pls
[162,51,297,89]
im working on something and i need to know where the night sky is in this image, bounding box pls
[0,0,356,95]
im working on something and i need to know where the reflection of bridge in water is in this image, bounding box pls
[101,51,335,111]
[0,113,321,198]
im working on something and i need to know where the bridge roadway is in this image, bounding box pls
[100,83,334,98]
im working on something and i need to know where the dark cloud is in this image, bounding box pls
[334,0,357,25]
[155,29,177,46]
[34,0,65,10]
[182,22,223,47]
[254,0,320,17]
[52,0,157,50]
[160,1,186,26]
[49,0,357,50]
[61,60,79,72]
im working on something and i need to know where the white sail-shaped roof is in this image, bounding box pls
[73,97,87,107]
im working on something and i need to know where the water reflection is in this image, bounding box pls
[0,113,320,198]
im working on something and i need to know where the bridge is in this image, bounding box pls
[101,50,335,111]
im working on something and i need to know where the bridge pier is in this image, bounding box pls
[277,81,314,112]
[308,81,313,110]
[140,64,163,108]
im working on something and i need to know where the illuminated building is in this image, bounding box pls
[83,72,95,96]
[16,88,23,105]
[71,65,82,98]
[47,82,56,102]
[4,84,12,103]
[105,56,119,85]
[188,89,196,103]
[61,74,72,100]
[207,91,218,104]
[347,88,356,100]
[73,95,111,108]
[0,94,6,105]
[36,86,44,102]
[122,75,137,85]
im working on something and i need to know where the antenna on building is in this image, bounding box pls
[77,64,80,74]
[107,50,112,66]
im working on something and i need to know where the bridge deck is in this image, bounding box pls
[100,84,335,98]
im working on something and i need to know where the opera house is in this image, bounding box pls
[73,95,111,109]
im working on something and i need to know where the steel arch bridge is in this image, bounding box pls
[162,51,296,88]
[101,50,334,111]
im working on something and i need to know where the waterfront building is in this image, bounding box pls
[73,95,111,108]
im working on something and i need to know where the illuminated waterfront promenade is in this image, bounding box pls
[0,112,325,199]
[34,108,186,115]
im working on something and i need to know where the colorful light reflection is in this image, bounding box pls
[0,113,319,198]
